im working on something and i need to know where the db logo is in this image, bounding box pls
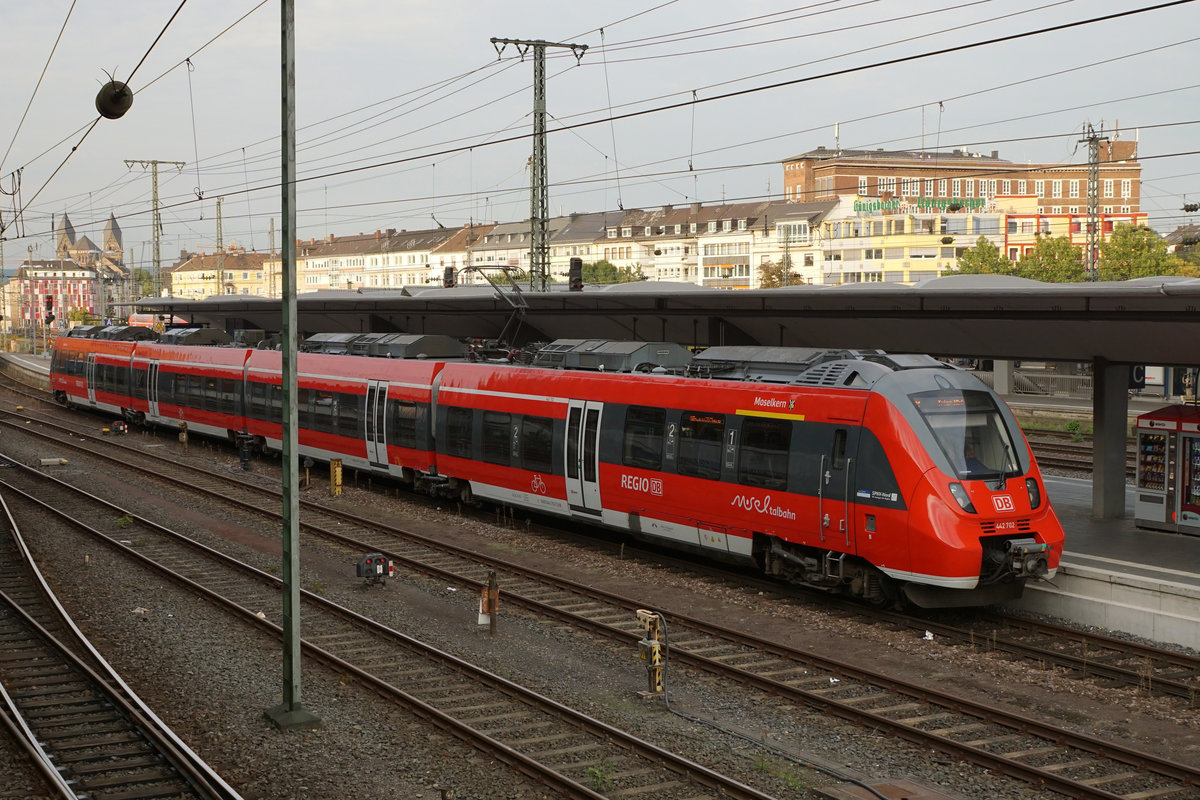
[992,495,1015,512]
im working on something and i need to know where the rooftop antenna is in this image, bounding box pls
[834,122,840,156]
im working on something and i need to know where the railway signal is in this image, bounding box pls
[636,609,664,696]
[355,553,393,587]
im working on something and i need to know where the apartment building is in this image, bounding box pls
[601,201,834,288]
[8,259,99,331]
[783,139,1141,214]
[168,249,271,298]
[814,193,1148,284]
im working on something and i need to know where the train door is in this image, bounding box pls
[565,399,603,514]
[365,380,389,469]
[817,427,857,553]
[84,354,98,406]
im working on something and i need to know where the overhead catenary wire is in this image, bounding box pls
[14,0,1195,247]
[1,0,192,239]
[23,0,1185,225]
[0,0,78,177]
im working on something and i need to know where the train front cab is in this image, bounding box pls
[868,368,1064,608]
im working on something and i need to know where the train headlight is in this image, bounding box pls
[1025,477,1041,510]
[948,482,976,514]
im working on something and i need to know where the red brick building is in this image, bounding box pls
[782,139,1141,215]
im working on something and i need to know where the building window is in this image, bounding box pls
[1052,180,1062,198]
[707,221,717,233]
[964,180,974,198]
[1018,180,1027,195]
[1002,180,1012,195]
[738,219,747,231]
[952,179,961,197]
[621,227,632,237]
[924,179,933,197]
[938,179,947,197]
[1035,180,1045,197]
[1069,180,1080,198]
[607,228,616,239]
[858,176,868,194]
[1103,180,1114,198]
[1121,179,1131,198]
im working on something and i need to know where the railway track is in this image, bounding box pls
[0,480,242,800]
[2,404,1199,798]
[0,453,779,800]
[1026,434,1136,478]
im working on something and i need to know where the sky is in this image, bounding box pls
[1,0,1197,274]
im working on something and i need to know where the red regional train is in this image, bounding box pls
[50,330,1063,608]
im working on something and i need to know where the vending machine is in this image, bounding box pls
[1134,405,1200,535]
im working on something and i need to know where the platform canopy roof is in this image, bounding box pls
[134,274,1200,367]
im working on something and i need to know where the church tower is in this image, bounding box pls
[55,213,76,259]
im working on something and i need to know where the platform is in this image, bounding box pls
[1005,476,1200,651]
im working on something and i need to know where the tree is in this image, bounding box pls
[68,307,98,325]
[581,260,645,284]
[1013,236,1084,282]
[758,257,799,288]
[132,268,155,298]
[1098,223,1181,280]
[954,236,1012,275]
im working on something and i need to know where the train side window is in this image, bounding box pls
[185,374,202,408]
[832,429,848,469]
[157,372,174,406]
[388,400,425,449]
[217,377,236,415]
[622,406,664,470]
[330,390,358,437]
[116,364,130,395]
[311,390,337,434]
[268,382,282,419]
[738,417,790,490]
[247,381,267,421]
[481,411,511,465]
[132,366,147,398]
[298,387,314,430]
[445,407,473,458]
[855,430,902,505]
[521,416,554,473]
[677,411,725,480]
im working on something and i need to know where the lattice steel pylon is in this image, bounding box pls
[124,159,185,297]
[1079,123,1106,281]
[491,37,587,292]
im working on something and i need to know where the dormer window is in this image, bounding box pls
[644,226,652,236]
[674,224,682,235]
[707,221,717,233]
[607,228,617,238]
[621,227,632,237]
[722,219,732,232]
[738,219,747,231]
[690,222,699,234]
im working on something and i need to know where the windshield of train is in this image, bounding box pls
[910,388,1021,481]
